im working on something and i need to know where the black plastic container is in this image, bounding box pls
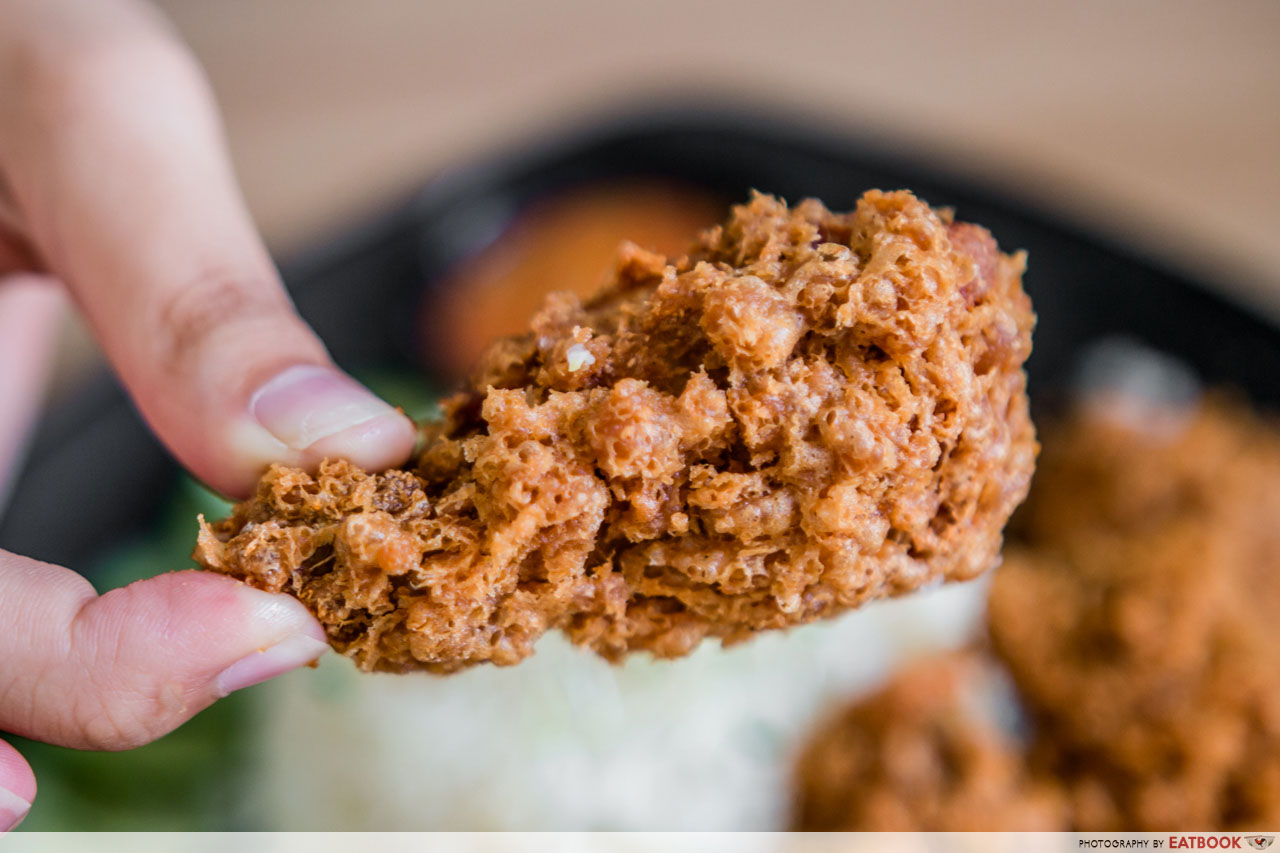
[5,108,1279,569]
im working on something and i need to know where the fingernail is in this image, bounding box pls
[250,365,399,451]
[234,583,328,642]
[214,634,329,697]
[0,785,31,833]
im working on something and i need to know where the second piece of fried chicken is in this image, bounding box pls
[792,652,1065,831]
[194,190,1036,673]
[988,397,1280,830]
[792,397,1280,832]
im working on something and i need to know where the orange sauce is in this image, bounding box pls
[424,181,721,378]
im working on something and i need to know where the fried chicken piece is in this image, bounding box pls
[793,397,1280,831]
[989,398,1280,830]
[791,653,1065,830]
[194,190,1037,673]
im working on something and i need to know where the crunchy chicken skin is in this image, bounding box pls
[989,399,1280,830]
[194,190,1037,673]
[792,653,1065,831]
[793,398,1280,831]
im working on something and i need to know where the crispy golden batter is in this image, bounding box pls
[792,653,1065,831]
[989,398,1280,830]
[194,190,1037,672]
[793,399,1280,831]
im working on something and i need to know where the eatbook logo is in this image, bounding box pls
[1247,838,1275,850]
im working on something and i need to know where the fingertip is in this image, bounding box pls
[215,578,329,697]
[213,633,329,698]
[226,575,327,645]
[217,364,415,495]
[301,408,417,473]
[131,569,325,649]
[0,740,35,833]
[37,569,329,749]
[247,364,414,463]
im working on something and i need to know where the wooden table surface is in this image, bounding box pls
[48,0,1280,389]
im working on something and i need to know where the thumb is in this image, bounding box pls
[0,739,35,833]
[0,550,327,751]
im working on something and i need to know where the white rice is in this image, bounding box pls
[244,579,987,830]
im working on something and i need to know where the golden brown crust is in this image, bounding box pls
[194,190,1037,673]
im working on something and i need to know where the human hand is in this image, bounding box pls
[0,0,416,830]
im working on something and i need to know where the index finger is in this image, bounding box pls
[0,0,415,496]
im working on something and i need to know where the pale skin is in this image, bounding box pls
[0,0,417,830]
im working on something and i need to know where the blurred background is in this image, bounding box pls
[44,0,1280,395]
[10,0,1280,833]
